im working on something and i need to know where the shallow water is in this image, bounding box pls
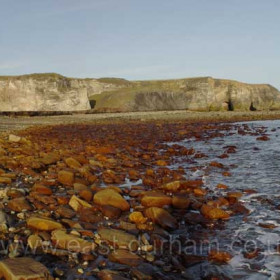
[169,120,280,279]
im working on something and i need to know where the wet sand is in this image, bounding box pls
[1,110,280,132]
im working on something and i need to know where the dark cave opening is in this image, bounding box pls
[89,100,96,109]
[250,102,257,111]
[227,99,234,111]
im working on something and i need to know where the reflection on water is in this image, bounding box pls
[170,120,280,279]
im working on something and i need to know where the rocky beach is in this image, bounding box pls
[0,113,280,279]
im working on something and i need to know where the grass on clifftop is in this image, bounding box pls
[0,73,65,81]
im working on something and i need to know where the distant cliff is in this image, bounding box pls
[0,73,279,112]
[0,74,127,111]
[91,77,280,112]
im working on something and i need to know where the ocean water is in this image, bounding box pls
[169,120,280,279]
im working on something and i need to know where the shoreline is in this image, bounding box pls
[0,112,278,278]
[1,110,280,132]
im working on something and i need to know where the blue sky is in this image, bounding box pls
[0,0,279,88]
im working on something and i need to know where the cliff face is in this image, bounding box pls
[91,77,280,112]
[0,74,279,112]
[0,74,128,111]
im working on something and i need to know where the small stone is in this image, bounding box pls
[79,189,93,202]
[54,267,64,277]
[193,188,207,196]
[98,270,129,280]
[27,234,42,250]
[27,216,64,231]
[0,177,12,184]
[32,183,52,195]
[98,228,139,251]
[73,183,88,192]
[129,212,147,224]
[65,157,82,169]
[145,253,155,262]
[145,207,178,230]
[79,208,103,223]
[17,212,25,220]
[99,205,122,219]
[7,197,32,212]
[256,135,270,141]
[201,204,230,220]
[208,250,232,263]
[0,257,52,280]
[58,170,74,186]
[0,210,7,224]
[51,229,96,254]
[8,134,21,142]
[156,160,168,166]
[40,153,60,165]
[172,195,190,209]
[56,205,76,218]
[94,188,130,211]
[7,189,24,198]
[69,195,92,211]
[162,181,181,192]
[141,192,172,208]
[109,249,142,266]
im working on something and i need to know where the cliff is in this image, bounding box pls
[91,77,280,112]
[0,74,128,111]
[0,73,279,112]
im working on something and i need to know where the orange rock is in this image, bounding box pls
[79,166,97,183]
[56,205,76,219]
[0,177,11,184]
[256,135,270,141]
[79,189,93,202]
[141,192,172,208]
[40,153,60,165]
[210,161,224,168]
[227,192,243,199]
[58,170,74,186]
[98,205,122,219]
[129,212,147,224]
[146,169,155,176]
[156,160,168,166]
[56,196,69,205]
[27,216,63,231]
[145,207,178,230]
[6,189,24,198]
[216,183,228,189]
[94,188,130,211]
[51,229,96,253]
[32,183,52,195]
[69,195,92,211]
[208,250,232,263]
[7,197,32,212]
[181,180,203,188]
[201,204,230,220]
[172,195,190,209]
[73,182,88,191]
[79,207,103,223]
[162,181,181,192]
[97,228,139,250]
[128,169,141,180]
[193,188,207,196]
[65,157,81,169]
[0,257,52,280]
[109,249,142,267]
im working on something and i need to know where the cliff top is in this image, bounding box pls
[0,73,273,88]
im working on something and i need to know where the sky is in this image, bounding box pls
[0,0,279,88]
